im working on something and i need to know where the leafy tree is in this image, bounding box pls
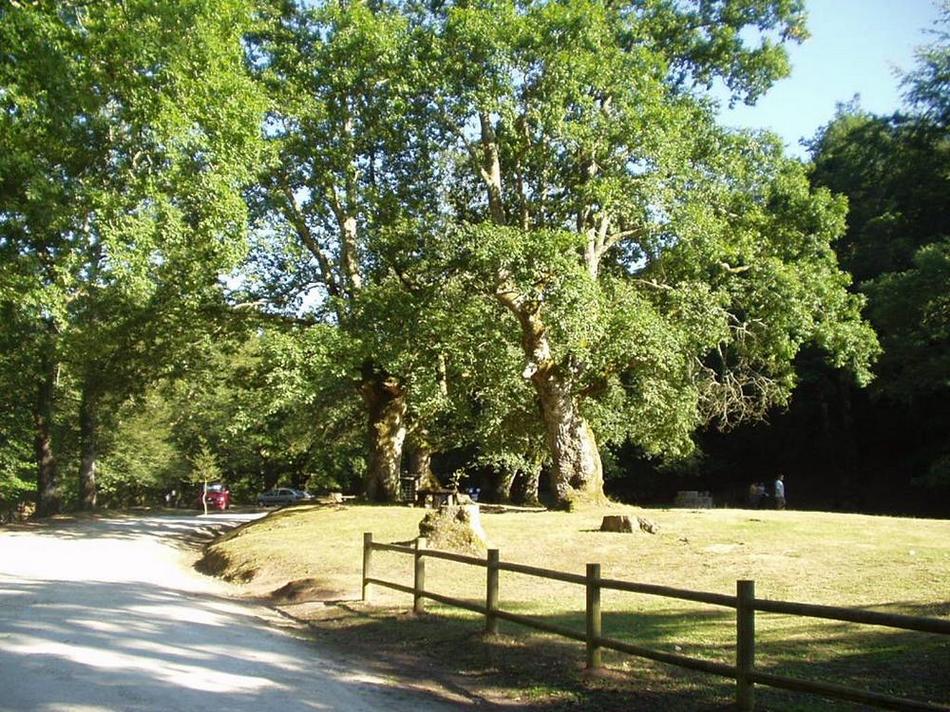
[96,389,190,508]
[245,0,441,500]
[410,0,876,507]
[809,15,949,406]
[648,13,950,515]
[0,0,266,513]
[902,1,950,129]
[0,303,41,514]
[808,108,947,284]
[804,16,949,499]
[240,0,879,510]
[190,440,223,515]
[149,322,365,504]
[863,240,950,399]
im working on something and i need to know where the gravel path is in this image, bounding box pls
[0,513,455,712]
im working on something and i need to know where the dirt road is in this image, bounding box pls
[0,513,454,712]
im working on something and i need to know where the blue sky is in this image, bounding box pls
[718,0,943,157]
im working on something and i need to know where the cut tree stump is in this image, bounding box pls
[600,515,659,534]
[600,515,634,533]
[418,504,488,554]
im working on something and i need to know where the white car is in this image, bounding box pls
[257,488,312,507]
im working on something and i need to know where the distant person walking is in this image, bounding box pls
[748,482,766,509]
[774,474,786,510]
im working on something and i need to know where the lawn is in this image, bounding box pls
[202,504,950,710]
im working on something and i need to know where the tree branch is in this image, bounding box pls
[277,182,341,300]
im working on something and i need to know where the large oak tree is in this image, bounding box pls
[414,0,878,506]
[244,0,879,508]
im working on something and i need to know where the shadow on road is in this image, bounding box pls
[0,515,454,712]
[1,511,262,543]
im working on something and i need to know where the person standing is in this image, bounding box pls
[774,474,786,510]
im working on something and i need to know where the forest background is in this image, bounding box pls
[1,0,947,518]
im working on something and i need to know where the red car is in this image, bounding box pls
[195,484,231,511]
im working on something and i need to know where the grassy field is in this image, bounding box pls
[202,504,950,710]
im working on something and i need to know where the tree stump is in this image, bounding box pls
[600,514,659,534]
[418,504,488,554]
[600,515,634,533]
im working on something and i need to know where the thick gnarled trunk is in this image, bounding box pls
[505,461,543,506]
[496,285,604,508]
[532,369,604,508]
[79,389,98,511]
[493,467,516,503]
[405,429,440,491]
[34,351,61,518]
[361,368,407,502]
[479,110,603,507]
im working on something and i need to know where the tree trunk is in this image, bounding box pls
[479,111,507,226]
[495,286,605,509]
[493,467,516,503]
[405,430,440,491]
[79,389,98,511]
[34,349,61,518]
[361,367,407,502]
[341,214,362,293]
[533,369,604,508]
[510,462,542,507]
[479,107,604,509]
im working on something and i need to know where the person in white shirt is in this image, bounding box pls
[774,474,786,510]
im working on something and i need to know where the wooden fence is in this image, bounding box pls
[361,532,950,712]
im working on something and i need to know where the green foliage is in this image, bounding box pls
[0,0,903,509]
[864,240,950,398]
[664,24,950,513]
[190,440,223,487]
[96,392,190,506]
[403,0,876,472]
[0,0,267,509]
[0,306,36,504]
[158,327,366,496]
[240,0,876,499]
[251,325,367,491]
[810,93,949,404]
[901,2,950,128]
[809,110,948,283]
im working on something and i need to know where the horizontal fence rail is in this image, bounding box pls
[360,532,950,712]
[753,598,950,636]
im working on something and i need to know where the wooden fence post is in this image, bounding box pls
[586,563,602,669]
[362,532,373,602]
[486,549,500,635]
[414,537,427,614]
[736,579,756,711]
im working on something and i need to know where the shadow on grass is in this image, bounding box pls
[300,602,735,711]
[290,595,949,712]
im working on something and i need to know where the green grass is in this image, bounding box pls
[203,504,950,710]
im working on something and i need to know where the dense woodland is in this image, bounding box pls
[1,0,946,518]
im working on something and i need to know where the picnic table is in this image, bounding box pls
[415,488,460,508]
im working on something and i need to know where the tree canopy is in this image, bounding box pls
[6,0,940,516]
[233,0,877,508]
[0,0,266,514]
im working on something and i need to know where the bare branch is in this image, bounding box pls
[719,261,752,274]
[633,278,675,291]
[277,182,341,300]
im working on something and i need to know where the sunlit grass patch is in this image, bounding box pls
[202,504,950,709]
